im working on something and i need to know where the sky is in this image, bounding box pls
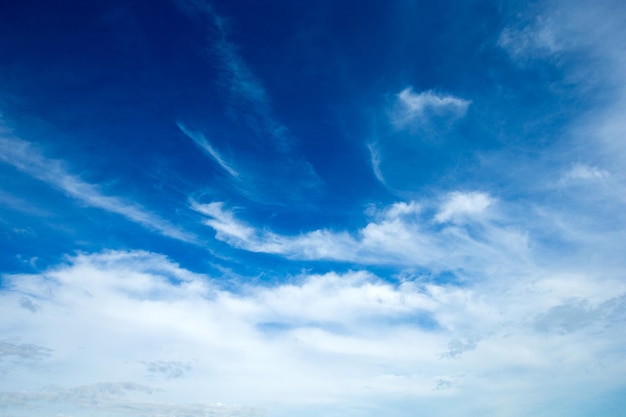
[1,0,626,416]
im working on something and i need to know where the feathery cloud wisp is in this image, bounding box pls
[193,193,528,273]
[0,127,196,243]
[177,123,240,179]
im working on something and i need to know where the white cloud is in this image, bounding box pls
[435,192,494,223]
[172,3,322,204]
[193,193,525,272]
[562,163,610,182]
[177,1,290,150]
[498,18,561,60]
[192,201,255,242]
[1,249,625,416]
[367,143,386,185]
[391,88,470,129]
[0,126,196,243]
[211,16,271,118]
[177,123,240,178]
[497,0,626,228]
[372,88,471,191]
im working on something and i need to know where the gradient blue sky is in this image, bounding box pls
[1,0,626,416]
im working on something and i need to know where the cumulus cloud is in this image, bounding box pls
[1,249,625,416]
[435,192,493,224]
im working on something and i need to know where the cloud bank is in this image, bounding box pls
[1,249,625,416]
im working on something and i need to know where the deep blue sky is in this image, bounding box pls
[1,0,626,416]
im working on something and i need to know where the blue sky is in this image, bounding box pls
[1,0,626,416]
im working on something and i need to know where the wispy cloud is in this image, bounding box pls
[369,87,471,191]
[561,163,610,183]
[173,1,322,204]
[496,0,626,208]
[177,123,240,178]
[390,88,470,129]
[0,127,197,243]
[498,18,561,60]
[179,0,290,149]
[193,193,528,272]
[367,143,386,185]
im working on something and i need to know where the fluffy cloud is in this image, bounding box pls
[435,192,493,223]
[1,249,625,416]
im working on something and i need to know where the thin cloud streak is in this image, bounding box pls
[367,143,386,186]
[174,1,323,204]
[178,123,240,179]
[181,0,291,149]
[0,128,197,244]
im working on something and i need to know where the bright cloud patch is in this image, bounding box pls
[1,250,625,417]
[391,88,470,129]
[193,194,529,273]
[435,192,493,223]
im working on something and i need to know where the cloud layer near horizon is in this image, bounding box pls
[2,249,625,417]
